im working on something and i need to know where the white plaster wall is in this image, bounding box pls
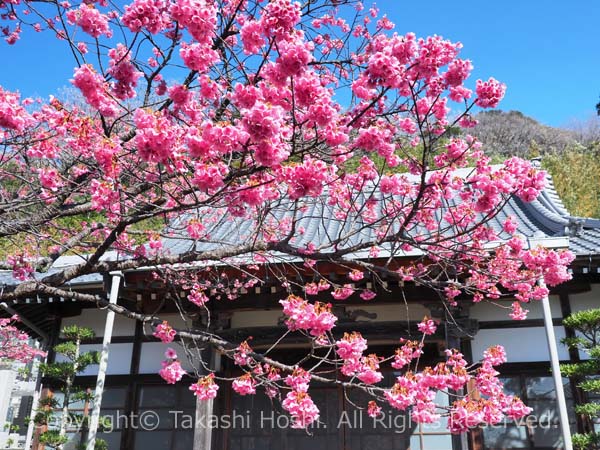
[138,341,197,374]
[61,309,136,337]
[471,326,569,362]
[469,296,563,321]
[569,284,600,313]
[566,284,600,360]
[54,343,133,376]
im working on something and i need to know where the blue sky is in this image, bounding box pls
[1,0,599,127]
[378,0,600,127]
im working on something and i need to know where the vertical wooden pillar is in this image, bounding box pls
[193,396,215,450]
[193,348,219,450]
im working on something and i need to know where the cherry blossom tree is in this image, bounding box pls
[0,0,575,433]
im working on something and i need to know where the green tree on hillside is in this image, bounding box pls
[543,148,600,218]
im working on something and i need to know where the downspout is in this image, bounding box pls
[86,272,122,450]
[0,301,49,450]
[540,279,574,450]
[529,238,573,450]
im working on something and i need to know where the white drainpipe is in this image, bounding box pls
[529,237,573,450]
[86,272,122,450]
[541,280,574,450]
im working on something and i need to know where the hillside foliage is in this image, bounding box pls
[471,111,600,218]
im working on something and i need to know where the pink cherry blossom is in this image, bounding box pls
[108,44,142,100]
[417,317,437,335]
[475,77,506,108]
[385,376,417,410]
[66,4,112,38]
[153,321,176,343]
[336,332,368,360]
[168,0,216,44]
[179,41,219,73]
[504,396,532,420]
[331,284,354,300]
[188,285,209,306]
[509,301,528,320]
[359,290,376,301]
[190,373,219,400]
[133,109,177,163]
[234,340,253,366]
[285,368,311,392]
[0,86,31,131]
[348,270,364,281]
[444,59,472,87]
[159,360,186,384]
[262,0,301,38]
[275,38,313,77]
[279,295,337,336]
[282,390,320,428]
[121,0,168,34]
[72,65,118,116]
[232,374,256,395]
[448,399,483,433]
[367,401,382,418]
[357,354,383,384]
[240,20,264,55]
[483,345,507,366]
[392,340,423,370]
[165,347,178,359]
[0,316,46,362]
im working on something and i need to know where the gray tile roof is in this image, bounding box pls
[2,169,599,288]
[162,170,600,259]
[0,255,108,287]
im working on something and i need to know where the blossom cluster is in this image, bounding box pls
[190,373,219,400]
[282,369,320,428]
[159,348,186,384]
[108,44,142,100]
[384,344,530,433]
[0,86,31,132]
[121,0,169,34]
[66,4,113,38]
[133,109,178,163]
[335,332,383,384]
[0,316,46,362]
[6,252,34,281]
[153,321,176,343]
[279,295,337,336]
[71,65,118,117]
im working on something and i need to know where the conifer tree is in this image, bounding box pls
[33,326,105,450]
[561,309,600,450]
